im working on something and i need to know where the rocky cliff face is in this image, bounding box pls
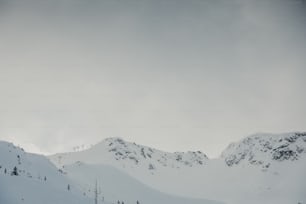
[221,132,306,169]
[104,138,208,168]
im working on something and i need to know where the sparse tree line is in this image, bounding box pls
[0,165,18,176]
[0,154,48,182]
[1,164,48,181]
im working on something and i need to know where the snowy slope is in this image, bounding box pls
[0,140,221,204]
[0,141,94,204]
[49,132,306,204]
[64,162,223,204]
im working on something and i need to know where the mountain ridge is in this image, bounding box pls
[50,136,210,172]
[47,132,306,204]
[221,132,306,169]
[50,131,306,169]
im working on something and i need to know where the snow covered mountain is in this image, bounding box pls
[0,140,221,204]
[1,133,305,204]
[0,141,93,204]
[48,137,222,204]
[221,132,306,169]
[50,137,208,172]
[49,132,306,204]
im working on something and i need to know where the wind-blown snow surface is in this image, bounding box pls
[50,132,306,204]
[0,141,93,204]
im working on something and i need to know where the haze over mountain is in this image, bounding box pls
[1,0,306,157]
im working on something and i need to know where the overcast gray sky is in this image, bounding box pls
[0,0,305,157]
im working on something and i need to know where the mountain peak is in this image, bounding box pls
[221,132,306,169]
[50,137,209,172]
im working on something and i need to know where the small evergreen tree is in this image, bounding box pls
[4,168,7,174]
[44,176,47,181]
[17,155,21,164]
[11,166,18,176]
[67,184,70,191]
